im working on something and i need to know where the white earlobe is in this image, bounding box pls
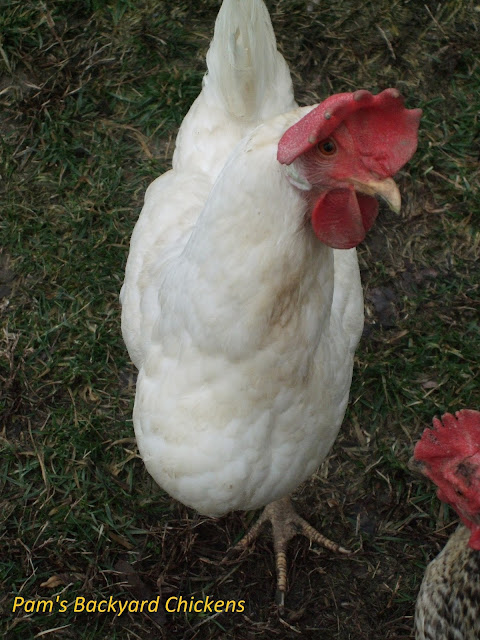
[283,162,312,191]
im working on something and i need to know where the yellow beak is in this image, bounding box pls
[349,177,402,214]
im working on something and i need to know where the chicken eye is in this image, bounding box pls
[318,139,337,156]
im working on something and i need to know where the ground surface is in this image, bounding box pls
[1,0,479,638]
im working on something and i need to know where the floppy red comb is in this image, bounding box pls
[414,409,480,463]
[277,88,421,178]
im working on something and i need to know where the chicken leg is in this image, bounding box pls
[232,495,350,609]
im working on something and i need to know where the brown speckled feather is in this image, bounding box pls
[415,525,480,640]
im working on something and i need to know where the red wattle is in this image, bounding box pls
[467,524,480,550]
[311,188,379,249]
[356,193,379,233]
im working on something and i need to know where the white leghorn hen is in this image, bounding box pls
[121,0,421,604]
[414,410,480,640]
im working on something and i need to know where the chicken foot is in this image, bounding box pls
[232,495,350,609]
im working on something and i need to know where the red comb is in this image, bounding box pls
[277,88,421,178]
[414,409,480,463]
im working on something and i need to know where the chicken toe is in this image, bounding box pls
[232,495,350,609]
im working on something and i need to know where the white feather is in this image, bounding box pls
[121,0,363,516]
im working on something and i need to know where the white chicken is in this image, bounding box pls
[121,0,421,603]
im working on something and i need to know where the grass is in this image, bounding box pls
[1,0,479,638]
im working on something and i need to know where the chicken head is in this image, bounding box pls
[278,88,422,249]
[414,409,480,550]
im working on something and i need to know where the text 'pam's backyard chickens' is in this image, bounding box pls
[12,595,245,616]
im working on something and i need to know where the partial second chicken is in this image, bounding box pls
[414,410,480,640]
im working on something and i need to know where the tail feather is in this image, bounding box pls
[205,0,295,121]
[172,0,295,175]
